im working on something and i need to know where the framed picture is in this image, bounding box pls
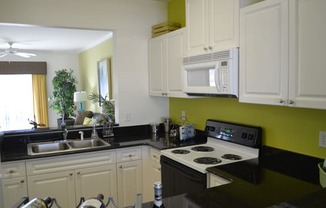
[97,58,111,106]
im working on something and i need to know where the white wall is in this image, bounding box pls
[0,0,169,126]
[0,52,80,127]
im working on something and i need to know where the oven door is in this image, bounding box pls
[160,156,207,198]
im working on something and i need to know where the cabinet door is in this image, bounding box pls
[117,160,142,207]
[289,0,326,109]
[210,0,239,51]
[186,0,209,55]
[149,36,165,96]
[166,29,186,97]
[1,177,28,208]
[239,0,289,105]
[75,164,117,204]
[27,171,76,208]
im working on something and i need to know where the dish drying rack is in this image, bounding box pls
[14,194,142,208]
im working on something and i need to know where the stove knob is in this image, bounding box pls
[248,134,254,140]
[241,133,247,139]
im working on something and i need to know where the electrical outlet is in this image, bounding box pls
[319,131,326,148]
[125,113,131,122]
[181,111,186,121]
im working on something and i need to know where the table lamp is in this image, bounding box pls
[74,91,87,111]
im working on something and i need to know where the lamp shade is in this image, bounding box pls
[74,91,87,102]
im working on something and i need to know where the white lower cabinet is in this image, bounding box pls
[1,146,150,207]
[117,160,142,207]
[141,146,161,203]
[27,171,76,207]
[1,161,28,207]
[149,147,161,185]
[1,177,28,207]
[75,165,117,205]
[116,147,143,207]
[26,150,117,207]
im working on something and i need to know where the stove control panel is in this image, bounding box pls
[205,119,262,148]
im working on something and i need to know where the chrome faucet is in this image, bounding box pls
[63,128,68,140]
[79,131,84,141]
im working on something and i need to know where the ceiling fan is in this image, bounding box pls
[0,42,36,58]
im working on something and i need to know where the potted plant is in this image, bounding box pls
[50,69,77,127]
[88,92,115,123]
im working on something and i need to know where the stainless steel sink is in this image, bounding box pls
[28,142,70,155]
[27,139,110,155]
[67,139,108,149]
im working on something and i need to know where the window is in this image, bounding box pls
[0,74,34,130]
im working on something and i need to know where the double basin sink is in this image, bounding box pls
[27,138,110,156]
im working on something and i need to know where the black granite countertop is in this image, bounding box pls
[1,124,206,162]
[143,146,325,208]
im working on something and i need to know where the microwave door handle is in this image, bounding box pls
[214,61,221,91]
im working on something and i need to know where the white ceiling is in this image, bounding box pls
[0,24,113,53]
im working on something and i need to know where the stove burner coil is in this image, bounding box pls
[191,146,214,152]
[194,157,222,165]
[171,149,191,154]
[221,154,242,160]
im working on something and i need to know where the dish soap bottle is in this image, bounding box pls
[21,197,52,208]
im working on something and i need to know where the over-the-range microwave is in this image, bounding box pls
[183,48,238,97]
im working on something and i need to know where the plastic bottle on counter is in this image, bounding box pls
[152,182,165,208]
[21,197,52,208]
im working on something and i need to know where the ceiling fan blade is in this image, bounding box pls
[0,53,8,58]
[15,52,36,58]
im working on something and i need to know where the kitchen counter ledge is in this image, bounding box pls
[142,146,325,208]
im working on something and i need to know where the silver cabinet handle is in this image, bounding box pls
[288,100,295,105]
[119,165,123,169]
[129,154,133,157]
[77,171,81,175]
[279,99,285,104]
[204,47,208,51]
[208,46,213,50]
[69,173,73,176]
[9,170,15,174]
[20,180,25,183]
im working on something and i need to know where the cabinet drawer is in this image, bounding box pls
[1,162,26,178]
[26,150,116,176]
[149,148,160,164]
[117,147,142,162]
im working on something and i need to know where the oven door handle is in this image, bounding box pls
[181,172,205,183]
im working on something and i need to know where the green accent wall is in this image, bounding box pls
[168,0,326,158]
[79,38,113,113]
[168,0,186,27]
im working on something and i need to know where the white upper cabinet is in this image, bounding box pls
[149,28,188,97]
[240,0,326,110]
[239,0,289,105]
[288,0,326,109]
[185,0,240,56]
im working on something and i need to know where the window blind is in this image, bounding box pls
[0,61,47,74]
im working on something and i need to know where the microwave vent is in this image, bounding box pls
[183,49,234,65]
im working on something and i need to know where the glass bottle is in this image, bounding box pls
[153,182,165,208]
[21,197,52,208]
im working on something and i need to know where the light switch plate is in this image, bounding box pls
[319,131,326,148]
